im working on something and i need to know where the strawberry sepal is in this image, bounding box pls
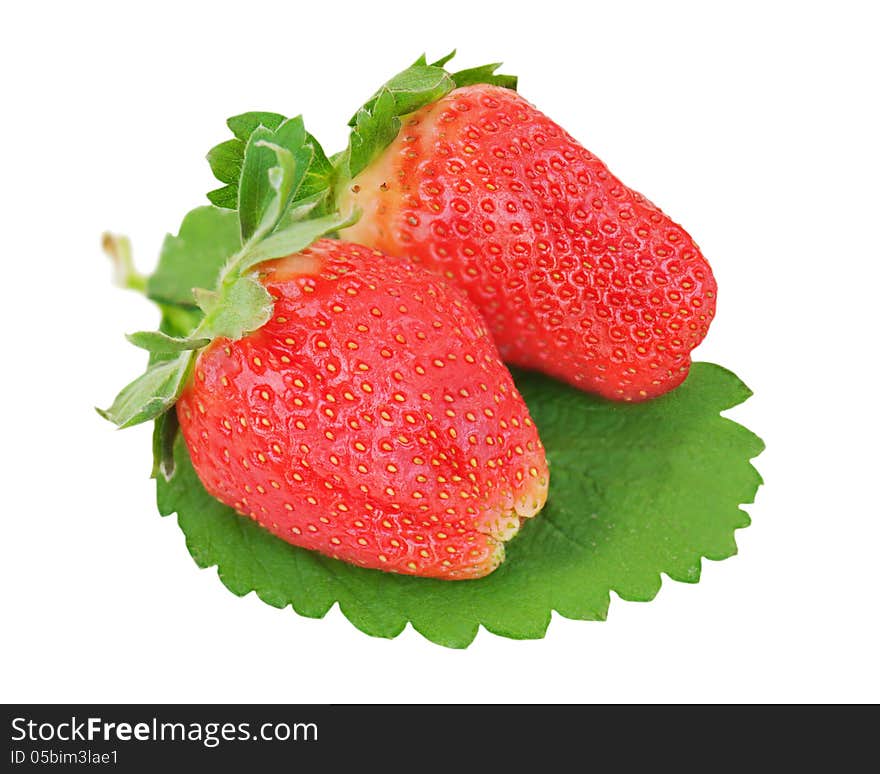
[335,52,517,182]
[99,122,354,479]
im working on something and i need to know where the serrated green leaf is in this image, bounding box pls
[206,138,244,185]
[237,126,281,243]
[126,330,210,352]
[238,118,315,243]
[206,185,239,209]
[147,206,241,308]
[343,88,403,180]
[209,111,334,214]
[338,53,518,182]
[98,354,192,429]
[377,65,455,116]
[249,141,301,243]
[104,119,340,453]
[346,65,454,128]
[451,63,517,90]
[156,363,763,648]
[236,211,359,271]
[298,133,335,209]
[199,276,274,342]
[256,137,314,242]
[227,111,286,141]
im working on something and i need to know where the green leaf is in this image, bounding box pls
[364,66,454,121]
[97,354,192,429]
[209,110,334,213]
[227,111,286,141]
[104,122,340,451]
[147,206,241,308]
[199,276,274,341]
[346,65,454,128]
[338,52,518,182]
[249,141,301,243]
[451,62,517,90]
[341,88,404,180]
[156,362,764,648]
[298,133,335,209]
[206,113,288,209]
[237,118,315,243]
[237,126,282,243]
[253,136,315,241]
[206,185,239,209]
[206,138,243,185]
[126,330,210,352]
[236,211,359,271]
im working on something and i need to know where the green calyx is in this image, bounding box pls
[98,117,355,478]
[207,112,335,214]
[336,51,517,181]
[204,52,517,204]
[100,51,514,479]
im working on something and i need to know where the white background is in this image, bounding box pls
[2,0,877,703]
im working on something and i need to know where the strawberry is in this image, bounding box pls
[100,119,548,580]
[176,240,548,579]
[334,58,717,401]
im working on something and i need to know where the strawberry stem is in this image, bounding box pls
[102,232,147,294]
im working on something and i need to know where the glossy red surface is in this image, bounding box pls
[177,240,548,579]
[341,85,717,401]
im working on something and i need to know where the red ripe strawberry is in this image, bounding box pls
[338,81,716,401]
[175,239,549,579]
